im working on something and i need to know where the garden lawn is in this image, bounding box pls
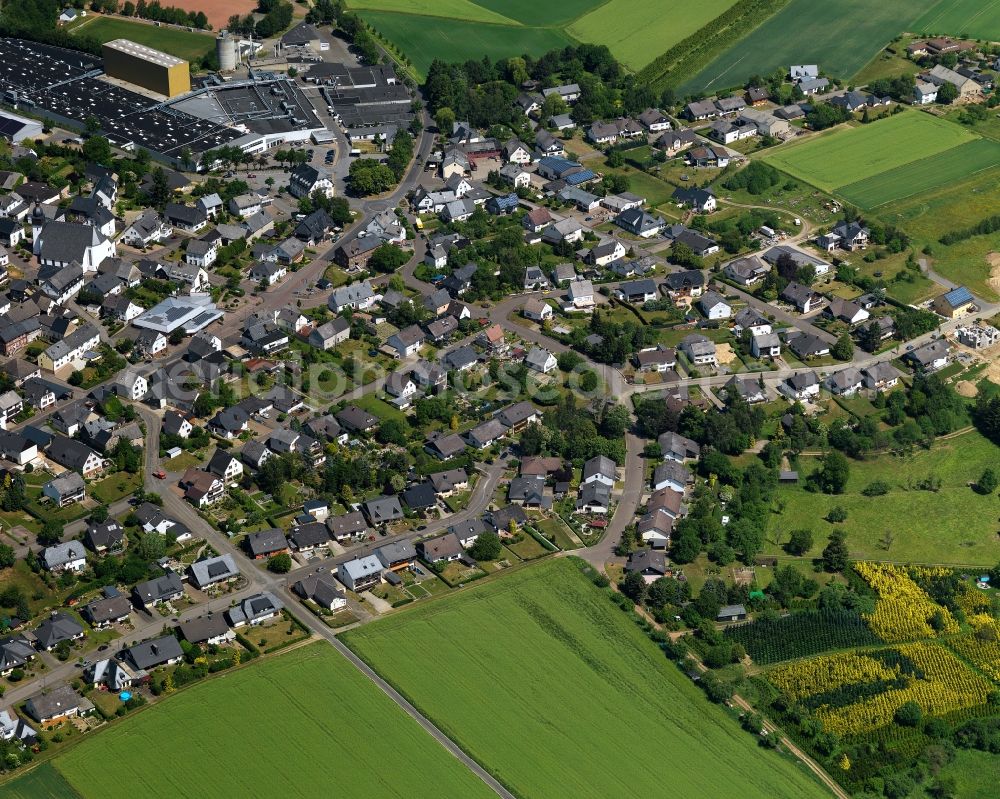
[359,11,575,80]
[54,644,496,799]
[70,16,214,62]
[681,0,939,93]
[771,430,1000,566]
[343,558,830,799]
[912,0,1000,41]
[761,112,976,193]
[568,0,739,71]
[836,138,1000,208]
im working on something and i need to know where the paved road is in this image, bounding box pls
[579,432,645,570]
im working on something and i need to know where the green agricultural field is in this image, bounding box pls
[346,0,518,24]
[344,559,830,799]
[762,112,975,193]
[360,11,575,80]
[69,16,214,62]
[837,137,1000,208]
[53,645,496,799]
[913,0,1000,42]
[568,0,739,71]
[2,764,81,799]
[769,430,1000,566]
[473,0,599,26]
[681,0,939,94]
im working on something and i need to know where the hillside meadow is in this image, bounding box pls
[768,430,1000,566]
[51,644,496,799]
[344,558,831,799]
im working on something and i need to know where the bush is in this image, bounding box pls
[267,553,292,574]
[826,506,848,523]
[861,480,890,497]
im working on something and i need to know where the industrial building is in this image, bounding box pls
[102,39,191,98]
[0,108,43,143]
[0,39,329,166]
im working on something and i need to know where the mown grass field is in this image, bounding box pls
[3,764,81,799]
[344,558,830,799]
[837,137,1000,208]
[681,0,939,94]
[54,644,496,799]
[568,0,739,71]
[913,0,1000,41]
[361,11,575,80]
[769,430,1000,566]
[69,16,214,62]
[762,112,976,193]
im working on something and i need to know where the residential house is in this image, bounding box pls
[658,431,701,463]
[524,347,557,374]
[724,256,770,287]
[932,286,976,319]
[226,592,283,627]
[25,686,85,727]
[363,495,404,526]
[750,332,782,359]
[625,549,668,583]
[81,591,131,628]
[679,333,717,367]
[292,571,347,610]
[634,345,677,372]
[826,297,870,326]
[780,371,820,401]
[132,571,184,609]
[124,635,184,671]
[83,520,124,555]
[179,615,234,647]
[245,529,289,560]
[338,556,383,592]
[34,613,85,651]
[418,532,464,563]
[652,460,693,494]
[188,554,240,590]
[904,339,951,372]
[615,208,665,238]
[41,541,86,573]
[862,362,903,391]
[818,222,869,253]
[615,279,658,304]
[386,325,425,359]
[179,468,225,507]
[781,282,826,313]
[337,405,379,433]
[825,367,865,396]
[698,291,731,320]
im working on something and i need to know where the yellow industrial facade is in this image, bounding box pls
[102,38,190,98]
